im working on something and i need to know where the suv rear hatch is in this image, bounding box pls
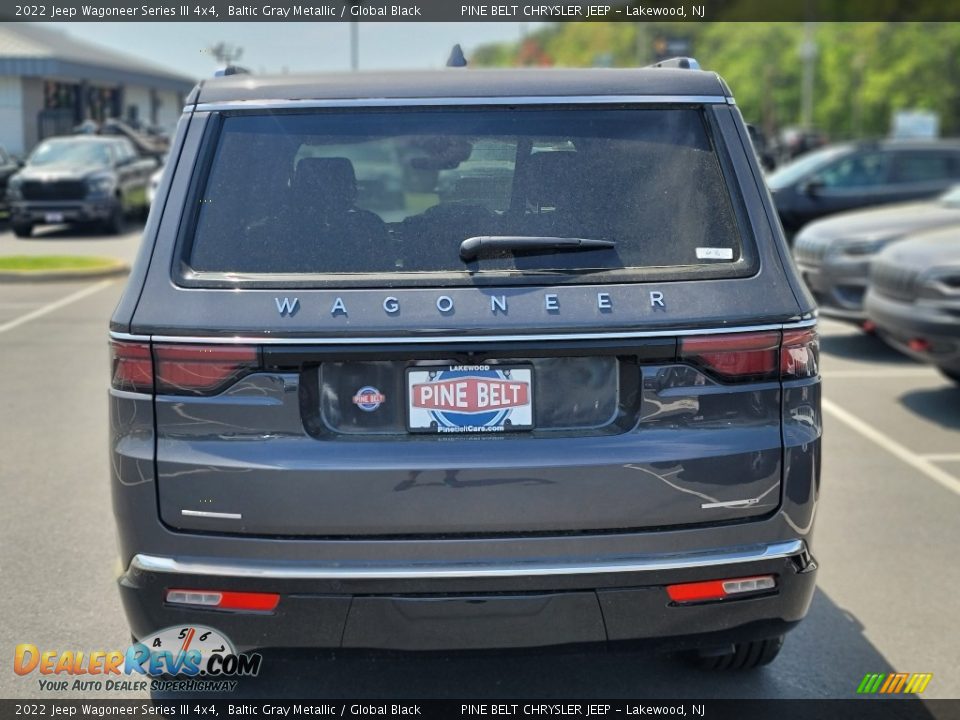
[121,100,814,537]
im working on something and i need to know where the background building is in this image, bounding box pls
[0,24,195,156]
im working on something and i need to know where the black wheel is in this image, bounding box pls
[682,635,784,671]
[12,221,32,238]
[939,368,960,385]
[103,202,126,235]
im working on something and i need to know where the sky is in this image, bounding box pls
[39,22,540,79]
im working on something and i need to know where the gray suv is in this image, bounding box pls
[866,228,960,384]
[793,187,960,325]
[109,64,821,670]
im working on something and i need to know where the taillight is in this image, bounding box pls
[154,344,259,395]
[680,328,819,382]
[110,340,153,393]
[110,340,259,395]
[680,331,780,381]
[781,328,819,379]
[165,589,279,612]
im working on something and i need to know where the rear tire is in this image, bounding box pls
[12,221,32,238]
[682,635,784,671]
[939,368,960,386]
[103,203,126,235]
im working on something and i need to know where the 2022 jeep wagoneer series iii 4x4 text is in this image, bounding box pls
[109,62,821,670]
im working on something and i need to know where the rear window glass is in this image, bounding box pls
[185,108,744,282]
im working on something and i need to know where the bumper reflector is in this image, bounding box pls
[908,338,931,352]
[667,575,776,603]
[722,576,776,594]
[166,589,280,612]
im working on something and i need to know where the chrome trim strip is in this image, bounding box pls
[109,331,151,342]
[126,319,817,346]
[181,509,243,520]
[108,388,153,401]
[701,498,760,509]
[129,540,804,581]
[191,95,729,113]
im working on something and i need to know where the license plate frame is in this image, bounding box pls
[44,212,65,223]
[406,364,534,434]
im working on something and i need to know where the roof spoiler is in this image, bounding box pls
[647,57,701,70]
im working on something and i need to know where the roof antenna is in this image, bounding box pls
[446,44,468,68]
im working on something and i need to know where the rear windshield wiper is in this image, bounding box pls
[459,235,616,262]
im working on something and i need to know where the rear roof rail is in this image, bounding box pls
[648,57,701,70]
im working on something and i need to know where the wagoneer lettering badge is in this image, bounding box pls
[275,291,667,317]
[275,297,299,316]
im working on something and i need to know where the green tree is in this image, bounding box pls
[472,22,960,139]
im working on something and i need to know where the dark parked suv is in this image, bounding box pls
[767,140,960,236]
[110,64,821,670]
[7,135,156,237]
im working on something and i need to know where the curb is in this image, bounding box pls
[0,260,130,283]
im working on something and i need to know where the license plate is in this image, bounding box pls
[406,364,534,434]
[44,212,64,223]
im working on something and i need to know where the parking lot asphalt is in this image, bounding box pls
[0,225,958,701]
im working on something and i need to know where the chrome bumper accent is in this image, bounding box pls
[129,540,805,581]
[110,319,817,347]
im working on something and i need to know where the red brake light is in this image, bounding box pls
[666,579,727,603]
[681,328,819,381]
[781,328,819,379]
[154,344,259,395]
[110,340,153,393]
[680,331,780,380]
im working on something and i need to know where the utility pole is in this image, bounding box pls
[350,21,359,71]
[635,24,649,66]
[799,22,817,129]
[349,2,362,71]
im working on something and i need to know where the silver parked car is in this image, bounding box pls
[793,185,960,326]
[866,227,960,384]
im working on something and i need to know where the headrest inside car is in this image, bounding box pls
[294,156,358,211]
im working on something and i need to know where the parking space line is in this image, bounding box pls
[0,280,115,335]
[822,397,960,498]
[921,454,960,462]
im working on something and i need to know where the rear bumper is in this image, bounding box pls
[866,291,960,372]
[118,540,816,652]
